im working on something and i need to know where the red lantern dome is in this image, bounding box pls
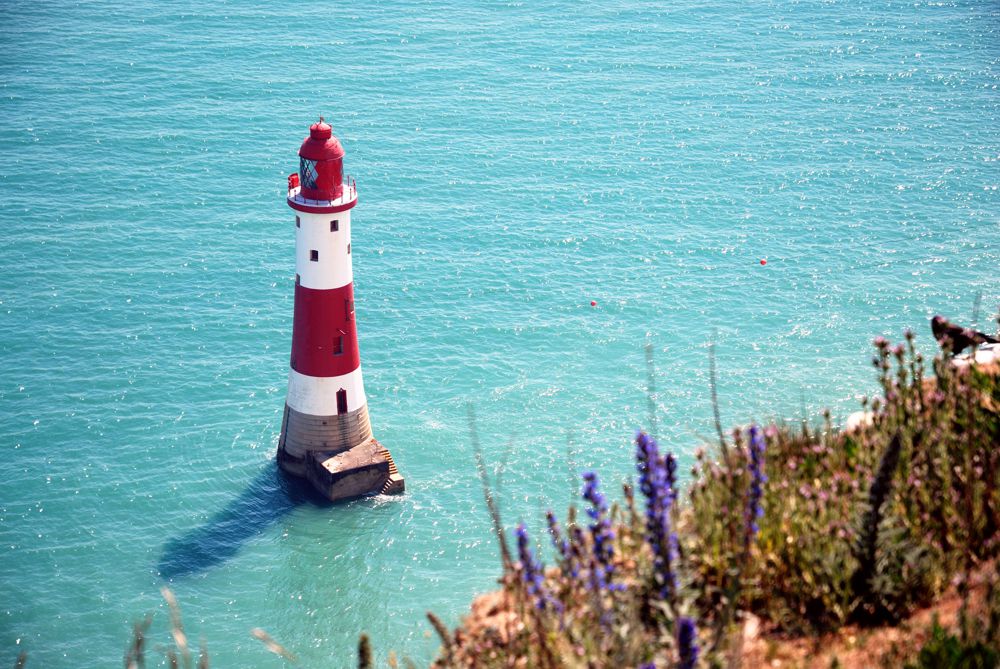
[298,118,345,201]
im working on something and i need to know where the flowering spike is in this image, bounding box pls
[515,523,550,611]
[677,616,699,669]
[545,510,569,560]
[582,471,619,590]
[745,425,767,549]
[635,431,679,602]
[664,451,678,502]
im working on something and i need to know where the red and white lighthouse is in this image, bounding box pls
[277,119,404,501]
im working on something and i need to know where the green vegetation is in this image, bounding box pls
[904,621,998,669]
[423,332,999,668]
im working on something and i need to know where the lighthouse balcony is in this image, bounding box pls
[287,178,357,214]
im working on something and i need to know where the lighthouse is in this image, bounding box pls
[277,119,404,501]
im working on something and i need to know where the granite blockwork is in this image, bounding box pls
[277,404,403,500]
[279,405,372,464]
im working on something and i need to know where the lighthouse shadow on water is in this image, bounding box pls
[157,461,330,580]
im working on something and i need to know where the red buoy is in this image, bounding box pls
[760,259,767,266]
[590,300,597,307]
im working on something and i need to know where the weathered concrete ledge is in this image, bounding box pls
[279,437,404,502]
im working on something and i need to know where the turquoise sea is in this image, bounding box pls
[1,0,997,665]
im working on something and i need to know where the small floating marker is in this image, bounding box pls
[590,300,597,307]
[760,259,767,266]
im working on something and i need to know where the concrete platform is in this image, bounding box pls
[280,437,404,502]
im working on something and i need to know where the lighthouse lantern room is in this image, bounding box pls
[277,119,404,501]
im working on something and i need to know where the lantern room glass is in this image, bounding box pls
[299,157,319,190]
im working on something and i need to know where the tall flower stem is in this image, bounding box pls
[711,424,766,653]
[635,432,679,611]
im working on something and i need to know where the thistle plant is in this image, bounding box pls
[851,431,903,621]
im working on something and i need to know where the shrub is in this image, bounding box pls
[904,621,998,669]
[430,334,999,666]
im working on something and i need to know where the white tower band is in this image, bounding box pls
[277,119,403,500]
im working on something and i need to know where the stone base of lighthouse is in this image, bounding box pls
[277,404,405,501]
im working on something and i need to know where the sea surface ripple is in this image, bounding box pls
[0,0,997,665]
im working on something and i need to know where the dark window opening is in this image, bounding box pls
[296,216,300,228]
[310,250,319,262]
[333,335,343,355]
[336,388,348,415]
[295,273,300,285]
[347,242,351,255]
[345,299,354,320]
[330,219,339,232]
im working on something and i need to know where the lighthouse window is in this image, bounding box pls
[300,157,319,190]
[333,336,343,355]
[310,250,319,262]
[345,299,354,319]
[296,216,300,228]
[347,243,351,255]
[330,219,339,232]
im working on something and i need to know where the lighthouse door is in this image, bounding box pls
[336,389,348,415]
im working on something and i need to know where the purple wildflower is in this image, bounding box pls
[545,510,569,560]
[582,471,619,590]
[546,509,578,583]
[745,425,767,547]
[677,616,699,669]
[515,523,550,610]
[664,451,678,503]
[635,431,678,602]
